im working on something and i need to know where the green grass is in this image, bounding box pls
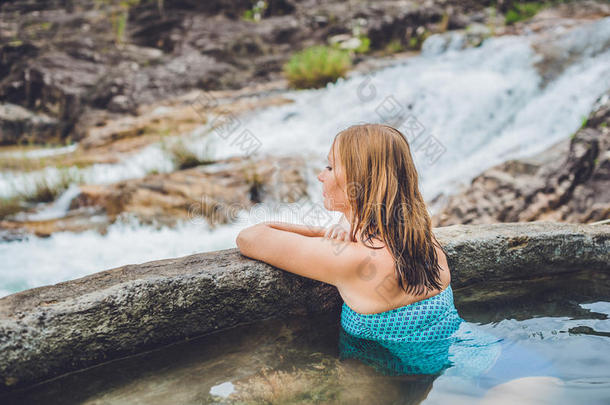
[283,45,352,89]
[505,1,548,25]
[1,168,85,219]
[95,0,142,44]
[405,29,431,51]
[580,116,588,128]
[383,39,404,54]
[162,138,215,170]
[242,0,268,22]
[353,36,370,54]
[0,196,24,220]
[241,159,265,203]
[21,169,84,204]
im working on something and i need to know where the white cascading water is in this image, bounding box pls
[1,17,609,297]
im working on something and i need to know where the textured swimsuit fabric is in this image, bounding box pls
[340,284,463,343]
[339,284,505,377]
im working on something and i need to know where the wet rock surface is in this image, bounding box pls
[0,221,608,393]
[0,103,60,145]
[0,152,310,237]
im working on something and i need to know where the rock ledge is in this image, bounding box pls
[0,221,608,393]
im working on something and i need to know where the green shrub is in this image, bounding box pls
[283,45,352,89]
[505,1,547,25]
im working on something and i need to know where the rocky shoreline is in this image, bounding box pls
[0,221,608,393]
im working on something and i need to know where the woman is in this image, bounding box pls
[236,125,565,397]
[236,123,461,343]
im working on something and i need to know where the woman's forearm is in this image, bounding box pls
[264,221,326,237]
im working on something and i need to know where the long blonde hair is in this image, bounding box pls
[331,123,445,296]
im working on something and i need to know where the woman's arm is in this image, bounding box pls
[263,221,326,238]
[262,213,351,239]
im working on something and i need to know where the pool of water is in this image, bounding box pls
[2,269,609,405]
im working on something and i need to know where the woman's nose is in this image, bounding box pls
[317,171,323,182]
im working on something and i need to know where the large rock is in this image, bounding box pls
[0,221,608,392]
[0,103,60,145]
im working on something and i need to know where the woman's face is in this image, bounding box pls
[317,145,349,213]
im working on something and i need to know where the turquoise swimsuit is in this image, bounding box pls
[340,284,463,343]
[339,284,497,377]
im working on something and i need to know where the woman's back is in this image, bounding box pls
[337,236,452,315]
[337,235,456,344]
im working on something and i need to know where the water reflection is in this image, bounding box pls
[339,327,455,376]
[339,315,565,400]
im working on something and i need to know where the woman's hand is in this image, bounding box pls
[324,214,352,242]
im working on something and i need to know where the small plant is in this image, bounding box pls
[0,196,24,220]
[243,0,268,22]
[163,138,215,170]
[241,160,265,203]
[353,36,370,53]
[95,0,141,45]
[405,27,431,51]
[487,6,497,36]
[505,1,547,25]
[283,45,352,89]
[10,167,85,207]
[580,115,588,129]
[114,10,128,44]
[38,168,83,203]
[384,39,404,54]
[439,12,450,33]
